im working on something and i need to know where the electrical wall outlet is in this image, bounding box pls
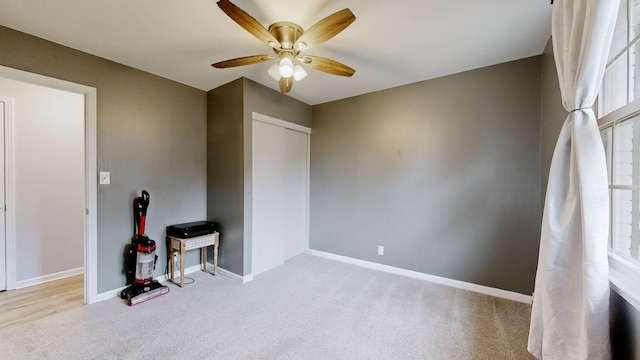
[378,246,384,255]
[99,171,110,185]
[173,253,178,262]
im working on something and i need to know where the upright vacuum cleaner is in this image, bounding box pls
[120,190,169,306]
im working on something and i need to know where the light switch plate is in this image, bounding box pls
[99,171,110,185]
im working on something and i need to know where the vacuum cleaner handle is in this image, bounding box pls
[141,190,150,216]
[134,190,151,236]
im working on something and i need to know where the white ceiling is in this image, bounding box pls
[0,0,552,105]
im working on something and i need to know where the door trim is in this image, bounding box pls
[0,96,10,291]
[0,96,13,291]
[252,112,311,134]
[0,65,98,304]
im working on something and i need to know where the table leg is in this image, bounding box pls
[203,246,207,273]
[180,242,185,288]
[170,249,174,283]
[214,244,218,276]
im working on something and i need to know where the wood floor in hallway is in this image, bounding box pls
[0,274,83,330]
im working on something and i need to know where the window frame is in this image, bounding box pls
[597,0,640,311]
[599,101,640,311]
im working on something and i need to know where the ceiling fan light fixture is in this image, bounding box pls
[278,57,294,78]
[268,63,282,80]
[293,65,307,81]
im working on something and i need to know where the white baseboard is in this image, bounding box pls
[15,267,84,289]
[94,263,205,303]
[155,263,204,283]
[306,249,533,304]
[95,284,128,303]
[215,265,254,283]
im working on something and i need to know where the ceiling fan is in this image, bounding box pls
[212,0,356,93]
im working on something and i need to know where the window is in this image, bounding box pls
[601,0,640,117]
[601,116,640,260]
[600,0,640,310]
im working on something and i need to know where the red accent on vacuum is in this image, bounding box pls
[138,217,146,236]
[136,244,156,253]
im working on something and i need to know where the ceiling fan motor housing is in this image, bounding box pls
[268,22,304,51]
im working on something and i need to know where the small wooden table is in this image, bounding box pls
[168,232,219,287]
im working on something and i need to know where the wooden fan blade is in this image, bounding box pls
[302,55,355,77]
[295,9,355,49]
[212,55,272,68]
[217,0,279,46]
[279,77,293,93]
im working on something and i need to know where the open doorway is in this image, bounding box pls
[0,65,97,305]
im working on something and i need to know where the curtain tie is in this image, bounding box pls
[570,107,591,113]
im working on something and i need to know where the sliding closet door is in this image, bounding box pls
[252,120,286,275]
[282,129,308,260]
[252,118,308,276]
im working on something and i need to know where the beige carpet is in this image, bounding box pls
[0,253,534,359]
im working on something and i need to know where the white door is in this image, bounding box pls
[282,129,308,260]
[252,120,286,275]
[252,118,308,276]
[0,99,7,291]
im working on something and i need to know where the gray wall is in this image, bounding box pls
[242,78,312,128]
[539,36,640,360]
[207,78,311,276]
[207,79,244,275]
[310,57,542,295]
[0,25,208,293]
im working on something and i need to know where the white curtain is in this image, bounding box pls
[528,0,619,359]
